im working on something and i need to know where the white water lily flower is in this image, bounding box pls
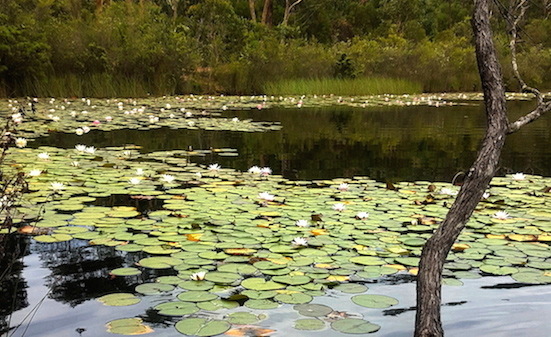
[129,177,141,185]
[338,183,349,191]
[292,237,308,246]
[195,172,202,179]
[85,146,96,154]
[440,188,458,196]
[71,161,80,167]
[248,166,261,174]
[75,144,86,152]
[135,168,144,175]
[260,167,272,176]
[482,192,490,199]
[356,212,369,219]
[82,126,90,133]
[258,192,275,201]
[332,203,346,211]
[208,163,221,171]
[75,128,84,135]
[492,211,510,220]
[161,174,175,183]
[512,172,525,180]
[123,150,132,157]
[295,220,309,227]
[232,117,239,122]
[15,138,27,148]
[37,152,50,160]
[50,182,65,191]
[190,271,206,281]
[28,169,42,177]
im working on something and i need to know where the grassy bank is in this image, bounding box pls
[264,77,423,96]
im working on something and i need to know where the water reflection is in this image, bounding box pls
[35,101,551,182]
[0,235,30,334]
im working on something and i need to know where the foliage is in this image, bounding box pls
[0,0,549,96]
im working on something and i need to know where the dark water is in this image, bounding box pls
[4,101,551,337]
[36,100,551,182]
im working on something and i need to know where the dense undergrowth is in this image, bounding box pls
[1,0,550,97]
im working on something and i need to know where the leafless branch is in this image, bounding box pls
[505,0,551,133]
[282,0,303,26]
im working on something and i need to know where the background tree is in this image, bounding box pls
[414,0,551,336]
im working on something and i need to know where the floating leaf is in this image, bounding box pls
[155,301,199,316]
[226,312,266,325]
[351,294,398,308]
[175,318,230,336]
[331,318,380,334]
[294,318,326,331]
[110,267,142,276]
[274,292,313,304]
[177,291,218,302]
[106,318,153,335]
[241,278,285,291]
[294,303,333,317]
[97,293,140,306]
[135,283,174,295]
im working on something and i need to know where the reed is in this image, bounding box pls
[264,77,423,96]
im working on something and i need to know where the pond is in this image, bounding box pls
[1,95,551,337]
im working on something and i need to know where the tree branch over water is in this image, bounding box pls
[414,1,550,336]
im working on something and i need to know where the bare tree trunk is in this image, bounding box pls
[248,0,257,22]
[261,0,273,26]
[414,0,509,335]
[282,0,302,26]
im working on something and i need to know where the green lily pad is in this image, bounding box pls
[135,283,175,295]
[197,299,240,311]
[294,303,333,317]
[177,291,218,302]
[244,299,280,309]
[97,293,140,306]
[241,278,285,291]
[138,257,182,269]
[226,311,266,324]
[331,318,380,334]
[295,318,326,331]
[34,233,73,243]
[155,301,200,316]
[110,267,142,276]
[333,283,368,294]
[351,294,399,308]
[106,318,153,335]
[175,318,230,336]
[274,292,313,304]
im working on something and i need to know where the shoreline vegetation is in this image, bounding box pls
[1,1,550,98]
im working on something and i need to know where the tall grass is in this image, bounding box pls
[14,73,180,98]
[264,77,423,96]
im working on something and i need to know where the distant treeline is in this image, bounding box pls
[1,0,550,97]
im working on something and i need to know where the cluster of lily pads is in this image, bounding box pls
[1,95,550,336]
[5,92,543,140]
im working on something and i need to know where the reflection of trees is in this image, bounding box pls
[34,101,550,182]
[0,235,30,334]
[37,240,138,307]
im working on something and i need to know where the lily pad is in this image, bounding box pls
[155,301,200,316]
[351,294,399,308]
[331,318,380,334]
[106,318,153,335]
[294,303,333,317]
[294,318,326,331]
[175,318,230,336]
[97,293,140,306]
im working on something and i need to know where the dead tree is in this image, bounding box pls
[414,0,551,336]
[282,0,302,26]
